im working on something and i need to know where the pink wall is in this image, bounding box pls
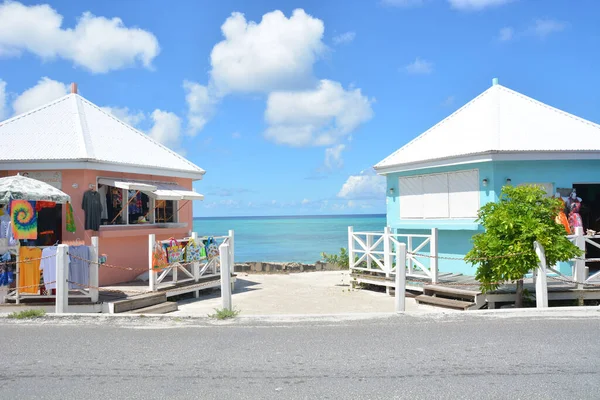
[2,169,196,285]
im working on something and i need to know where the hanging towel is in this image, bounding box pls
[10,200,38,240]
[66,202,76,233]
[18,247,42,294]
[68,245,90,290]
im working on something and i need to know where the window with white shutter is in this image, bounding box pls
[399,169,480,220]
[448,170,480,218]
[422,173,449,218]
[399,176,423,218]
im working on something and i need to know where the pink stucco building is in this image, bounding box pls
[0,83,205,285]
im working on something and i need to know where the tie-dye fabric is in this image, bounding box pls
[10,200,38,240]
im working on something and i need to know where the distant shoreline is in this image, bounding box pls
[195,213,385,220]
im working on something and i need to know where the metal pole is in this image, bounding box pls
[395,243,407,312]
[220,243,232,310]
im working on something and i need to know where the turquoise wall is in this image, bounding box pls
[384,159,600,276]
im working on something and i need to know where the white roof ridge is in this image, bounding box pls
[0,94,71,127]
[375,85,496,168]
[72,94,95,160]
[75,95,206,174]
[497,85,600,131]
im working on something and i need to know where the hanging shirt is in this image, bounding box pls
[68,245,90,289]
[10,200,38,240]
[97,185,108,220]
[40,247,60,291]
[82,190,102,231]
[18,247,42,294]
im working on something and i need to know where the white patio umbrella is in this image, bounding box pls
[0,174,71,204]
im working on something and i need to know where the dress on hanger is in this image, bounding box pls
[82,189,102,231]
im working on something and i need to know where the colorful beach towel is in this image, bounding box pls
[10,200,37,240]
[66,202,76,233]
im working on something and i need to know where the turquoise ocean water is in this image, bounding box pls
[193,214,386,264]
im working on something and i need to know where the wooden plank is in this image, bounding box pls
[110,292,167,313]
[130,301,178,314]
[415,294,473,310]
[424,284,481,297]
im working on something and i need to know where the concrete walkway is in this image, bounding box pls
[172,270,444,316]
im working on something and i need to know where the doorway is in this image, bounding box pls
[573,184,600,275]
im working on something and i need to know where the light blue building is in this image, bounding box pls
[374,79,600,276]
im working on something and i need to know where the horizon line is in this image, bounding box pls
[194,213,386,219]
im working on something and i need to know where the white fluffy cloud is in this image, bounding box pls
[264,79,374,147]
[325,144,346,169]
[498,27,514,41]
[448,0,514,11]
[531,18,566,38]
[405,57,433,75]
[332,31,356,45]
[102,106,145,127]
[148,110,183,150]
[183,80,217,136]
[338,170,385,200]
[12,77,68,115]
[0,1,159,73]
[210,9,326,94]
[0,79,6,120]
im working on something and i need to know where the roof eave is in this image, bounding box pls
[374,150,600,175]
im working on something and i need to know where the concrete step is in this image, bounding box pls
[415,294,474,310]
[109,292,167,313]
[130,301,178,315]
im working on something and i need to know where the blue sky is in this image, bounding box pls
[0,0,599,217]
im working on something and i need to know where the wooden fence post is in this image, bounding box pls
[430,228,438,284]
[348,226,355,269]
[395,243,407,313]
[534,241,548,308]
[55,244,69,314]
[384,227,392,295]
[191,232,200,298]
[229,230,235,273]
[220,243,232,311]
[148,234,156,292]
[574,227,585,290]
[90,236,99,303]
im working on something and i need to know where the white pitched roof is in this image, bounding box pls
[375,83,600,173]
[0,93,205,179]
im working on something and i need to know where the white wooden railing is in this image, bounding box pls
[147,230,235,292]
[348,226,438,284]
[567,227,600,288]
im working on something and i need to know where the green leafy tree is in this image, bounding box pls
[465,185,582,307]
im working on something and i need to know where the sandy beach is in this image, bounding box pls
[173,270,445,316]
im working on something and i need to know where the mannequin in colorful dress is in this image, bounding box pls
[568,198,583,233]
[554,194,571,234]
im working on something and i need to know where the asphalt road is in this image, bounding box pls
[1,311,599,399]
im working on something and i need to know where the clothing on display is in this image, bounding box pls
[35,201,56,212]
[10,200,38,240]
[0,213,17,246]
[554,197,571,234]
[569,200,583,232]
[18,247,42,294]
[0,252,14,286]
[66,202,76,233]
[128,190,143,215]
[40,247,59,291]
[98,185,108,220]
[82,189,102,231]
[68,245,90,289]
